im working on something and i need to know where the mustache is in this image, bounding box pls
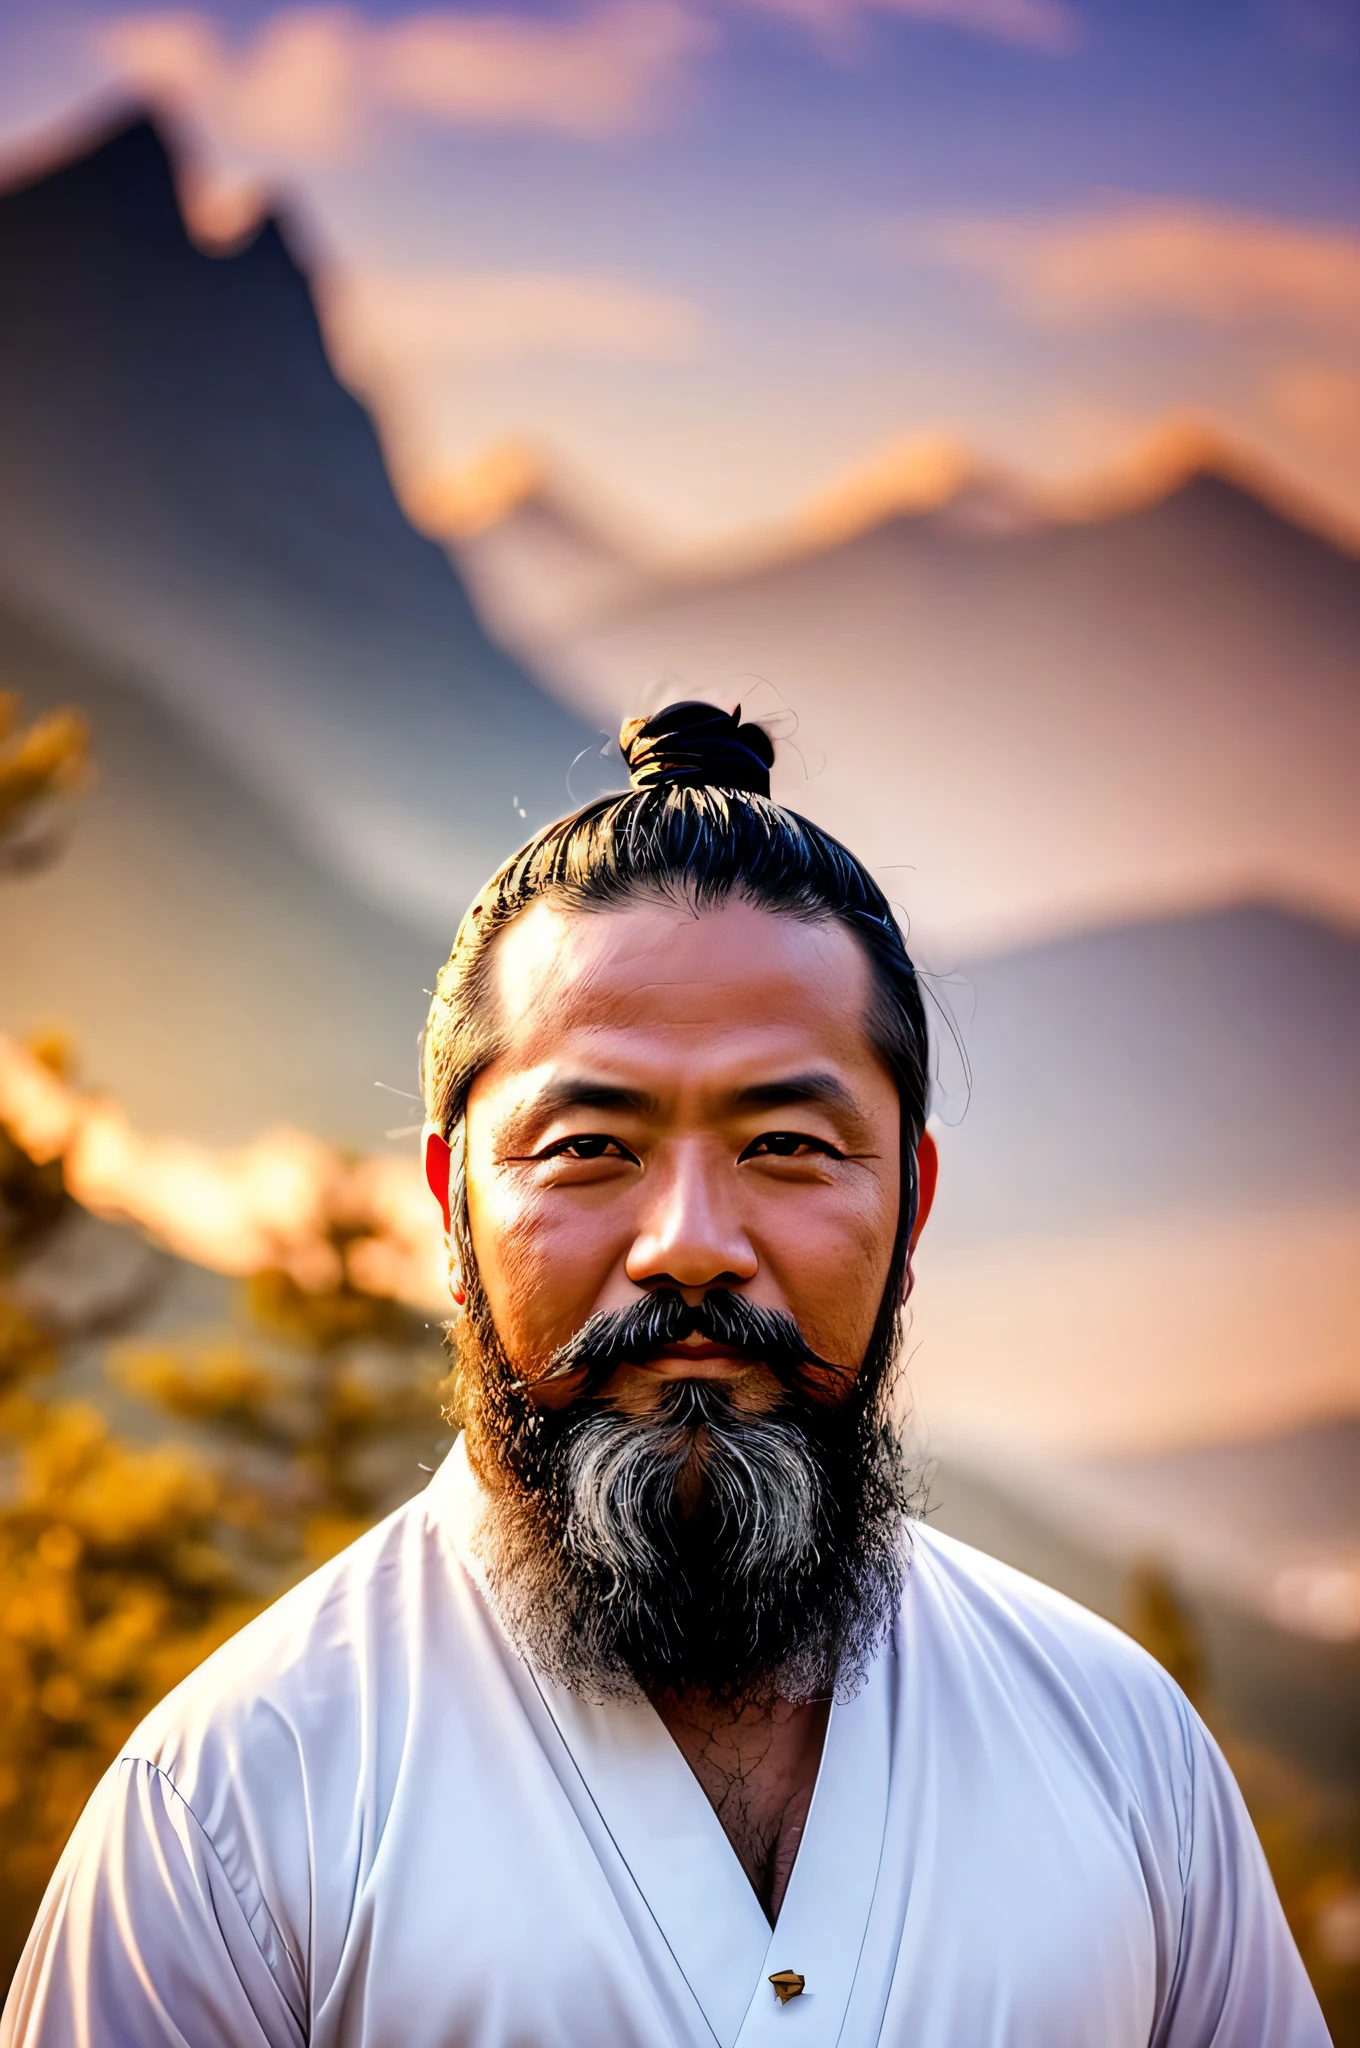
[513,1288,840,1398]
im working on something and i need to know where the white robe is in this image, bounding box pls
[2,1436,1327,2047]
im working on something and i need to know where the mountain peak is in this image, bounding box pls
[441,444,655,650]
[2,108,181,240]
[408,441,549,539]
[1046,416,1360,556]
[790,434,1040,551]
[0,111,601,934]
[0,102,295,293]
[17,107,168,181]
[773,415,1360,563]
[1052,418,1248,521]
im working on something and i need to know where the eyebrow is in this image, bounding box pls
[522,1068,865,1127]
[730,1071,863,1119]
[529,1077,660,1120]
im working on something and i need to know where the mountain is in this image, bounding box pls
[936,900,1360,1242]
[0,113,1352,1482]
[1062,1418,1360,1635]
[904,903,1360,1461]
[510,465,1360,956]
[0,115,610,937]
[0,596,437,1147]
[411,441,649,651]
[455,482,651,653]
[784,435,1043,553]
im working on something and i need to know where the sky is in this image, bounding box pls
[0,0,1357,546]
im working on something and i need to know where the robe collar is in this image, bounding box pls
[428,1435,896,2047]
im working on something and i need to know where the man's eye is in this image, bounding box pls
[741,1132,841,1161]
[542,1134,633,1162]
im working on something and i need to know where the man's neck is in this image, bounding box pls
[649,1687,830,1922]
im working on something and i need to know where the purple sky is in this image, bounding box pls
[1,0,1357,544]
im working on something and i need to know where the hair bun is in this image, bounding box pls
[619,700,775,798]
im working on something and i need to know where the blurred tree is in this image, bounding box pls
[116,1244,447,1571]
[0,1052,255,1976]
[0,1095,446,1984]
[1,705,446,1981]
[1127,1560,1360,2042]
[0,692,90,874]
[1126,1557,1207,1706]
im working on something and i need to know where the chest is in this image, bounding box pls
[298,1686,1167,2048]
[659,1698,829,1921]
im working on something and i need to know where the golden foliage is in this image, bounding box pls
[0,1101,445,1987]
[0,694,91,874]
[1126,1556,1207,1706]
[0,1386,256,1952]
[0,1399,255,1906]
[115,1251,445,1548]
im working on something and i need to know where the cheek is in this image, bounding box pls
[466,1176,625,1360]
[756,1174,899,1360]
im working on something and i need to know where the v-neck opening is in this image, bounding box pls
[648,1695,832,1932]
[529,1667,773,2047]
[530,1659,893,2048]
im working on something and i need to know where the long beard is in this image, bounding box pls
[448,1284,923,1706]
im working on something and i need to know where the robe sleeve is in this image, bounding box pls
[0,1757,307,2048]
[1155,1710,1329,2048]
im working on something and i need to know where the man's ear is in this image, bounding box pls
[909,1129,938,1253]
[424,1123,453,1236]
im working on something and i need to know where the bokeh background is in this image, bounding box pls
[0,0,1357,2025]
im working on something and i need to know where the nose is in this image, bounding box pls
[625,1139,758,1299]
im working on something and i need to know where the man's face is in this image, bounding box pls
[461,893,903,1413]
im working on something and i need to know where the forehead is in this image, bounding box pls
[480,893,885,1089]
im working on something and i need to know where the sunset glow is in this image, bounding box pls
[0,1,1354,545]
[0,1035,448,1311]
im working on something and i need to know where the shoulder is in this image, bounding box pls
[119,1475,466,1828]
[63,1446,536,2001]
[890,1531,1327,2037]
[905,1520,1181,1688]
[902,1523,1196,1811]
[16,1483,471,2019]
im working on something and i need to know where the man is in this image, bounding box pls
[3,702,1326,2045]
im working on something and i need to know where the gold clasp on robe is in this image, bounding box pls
[768,1970,806,2004]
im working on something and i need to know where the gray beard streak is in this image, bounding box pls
[562,1397,824,1592]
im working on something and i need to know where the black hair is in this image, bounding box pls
[422,701,930,1316]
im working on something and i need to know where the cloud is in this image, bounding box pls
[324,267,706,371]
[731,0,1079,55]
[97,0,1077,167]
[102,10,362,156]
[371,4,709,132]
[99,3,712,155]
[902,198,1360,334]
